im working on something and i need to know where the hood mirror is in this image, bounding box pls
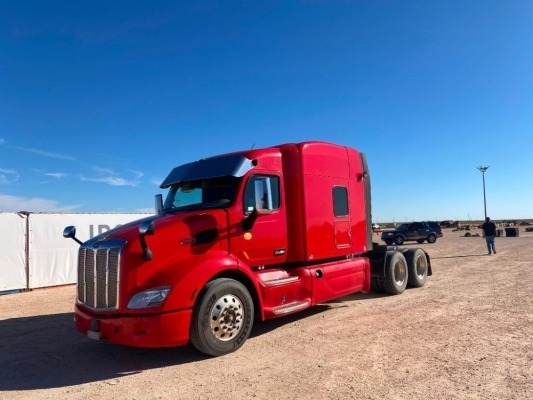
[139,221,155,260]
[139,220,155,236]
[63,226,83,245]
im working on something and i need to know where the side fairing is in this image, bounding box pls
[359,152,373,252]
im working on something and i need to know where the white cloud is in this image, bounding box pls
[82,167,143,187]
[94,166,117,175]
[94,167,144,180]
[45,172,68,179]
[127,169,144,179]
[81,176,138,187]
[0,168,19,184]
[15,146,76,161]
[0,194,81,212]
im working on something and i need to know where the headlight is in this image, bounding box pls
[127,287,171,309]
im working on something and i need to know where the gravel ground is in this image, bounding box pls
[0,228,532,400]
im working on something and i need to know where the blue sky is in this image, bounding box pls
[1,0,531,221]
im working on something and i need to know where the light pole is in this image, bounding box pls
[477,166,489,219]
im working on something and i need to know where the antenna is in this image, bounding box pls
[250,143,255,149]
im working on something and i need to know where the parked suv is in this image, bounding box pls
[381,221,443,245]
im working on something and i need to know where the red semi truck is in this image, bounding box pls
[64,141,431,356]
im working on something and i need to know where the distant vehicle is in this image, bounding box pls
[372,223,381,232]
[425,221,443,233]
[439,220,455,228]
[381,222,443,245]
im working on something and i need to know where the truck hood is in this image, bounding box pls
[84,210,225,247]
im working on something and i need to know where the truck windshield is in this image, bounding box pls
[163,176,240,212]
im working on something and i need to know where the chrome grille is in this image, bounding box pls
[77,242,124,310]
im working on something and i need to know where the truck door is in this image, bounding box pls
[233,174,288,267]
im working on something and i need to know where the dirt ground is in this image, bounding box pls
[1,228,532,400]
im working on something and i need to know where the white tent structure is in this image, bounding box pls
[0,212,151,292]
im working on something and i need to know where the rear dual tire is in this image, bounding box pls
[371,276,385,293]
[381,251,408,294]
[404,248,428,287]
[372,249,429,295]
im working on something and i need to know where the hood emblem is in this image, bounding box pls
[92,235,110,248]
[180,237,196,246]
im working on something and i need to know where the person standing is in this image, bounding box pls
[481,217,497,255]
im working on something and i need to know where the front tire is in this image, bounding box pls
[394,235,405,245]
[190,278,254,356]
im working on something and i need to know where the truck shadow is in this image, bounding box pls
[0,302,348,391]
[328,292,389,302]
[250,305,331,338]
[0,291,384,391]
[250,291,389,337]
[0,312,205,391]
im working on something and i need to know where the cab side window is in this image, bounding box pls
[244,175,280,214]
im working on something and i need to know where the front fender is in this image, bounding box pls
[193,259,267,321]
[135,251,241,312]
[157,253,266,317]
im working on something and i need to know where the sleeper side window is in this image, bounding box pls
[333,186,349,217]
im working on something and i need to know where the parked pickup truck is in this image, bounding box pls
[381,222,443,245]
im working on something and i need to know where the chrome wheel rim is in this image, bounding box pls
[210,294,244,341]
[394,259,407,285]
[416,255,426,280]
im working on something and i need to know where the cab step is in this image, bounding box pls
[263,276,300,287]
[272,301,310,315]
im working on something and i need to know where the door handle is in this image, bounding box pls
[274,248,286,256]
